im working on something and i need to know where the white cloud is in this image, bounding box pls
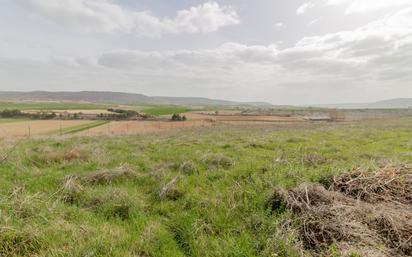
[93,42,280,72]
[325,0,411,14]
[90,7,412,76]
[48,7,412,99]
[275,22,284,28]
[296,2,315,15]
[15,0,240,37]
[308,18,320,26]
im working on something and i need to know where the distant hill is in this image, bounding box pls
[313,98,412,109]
[0,91,271,107]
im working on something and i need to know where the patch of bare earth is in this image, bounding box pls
[270,164,412,257]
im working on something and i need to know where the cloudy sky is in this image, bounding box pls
[0,0,411,104]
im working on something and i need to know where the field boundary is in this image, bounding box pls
[49,120,110,135]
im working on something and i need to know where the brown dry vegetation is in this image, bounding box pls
[270,164,412,257]
[78,120,213,136]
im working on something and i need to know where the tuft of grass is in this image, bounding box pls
[26,146,90,166]
[178,161,198,175]
[83,164,136,185]
[84,188,134,220]
[59,174,83,204]
[201,153,234,170]
[0,228,43,257]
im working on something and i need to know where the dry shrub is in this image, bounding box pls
[202,153,234,170]
[7,187,41,219]
[178,161,197,175]
[159,176,183,200]
[28,146,90,166]
[46,147,89,163]
[83,164,136,185]
[270,165,412,256]
[59,174,83,204]
[329,164,412,204]
[57,165,136,205]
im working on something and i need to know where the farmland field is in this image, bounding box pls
[142,106,189,116]
[184,112,304,122]
[0,119,26,124]
[0,117,411,256]
[0,120,101,138]
[78,120,212,136]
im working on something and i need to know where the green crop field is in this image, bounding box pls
[0,119,411,256]
[142,106,189,116]
[49,120,110,135]
[0,118,27,124]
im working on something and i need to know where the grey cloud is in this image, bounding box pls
[15,0,240,37]
[55,6,412,86]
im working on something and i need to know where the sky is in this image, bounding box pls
[0,0,411,104]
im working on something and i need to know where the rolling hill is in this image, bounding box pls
[0,91,271,107]
[312,98,412,109]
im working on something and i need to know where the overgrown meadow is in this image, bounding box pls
[1,119,412,257]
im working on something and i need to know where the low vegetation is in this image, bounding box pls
[143,106,189,116]
[0,109,57,120]
[171,113,187,121]
[1,119,412,256]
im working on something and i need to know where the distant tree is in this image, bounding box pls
[171,113,186,121]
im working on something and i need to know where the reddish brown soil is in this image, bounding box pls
[78,120,213,136]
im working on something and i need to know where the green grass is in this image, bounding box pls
[0,118,27,124]
[0,119,412,256]
[0,102,109,111]
[47,120,110,135]
[142,106,189,116]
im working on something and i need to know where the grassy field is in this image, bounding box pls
[50,120,110,135]
[142,106,189,116]
[0,102,109,111]
[0,119,27,124]
[0,119,411,256]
